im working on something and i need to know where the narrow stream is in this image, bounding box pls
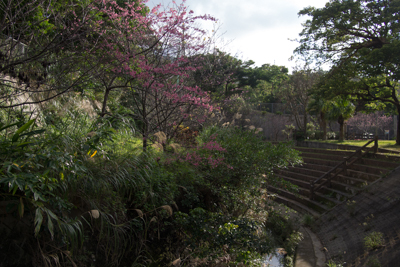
[263,249,285,267]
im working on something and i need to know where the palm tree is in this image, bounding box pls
[308,95,329,140]
[326,96,355,141]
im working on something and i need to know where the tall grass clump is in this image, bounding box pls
[0,108,179,266]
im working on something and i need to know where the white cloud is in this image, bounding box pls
[147,0,329,71]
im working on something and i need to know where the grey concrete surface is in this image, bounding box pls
[315,166,400,266]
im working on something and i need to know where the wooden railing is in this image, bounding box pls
[309,136,378,200]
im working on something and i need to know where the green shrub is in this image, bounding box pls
[326,260,345,267]
[264,210,302,264]
[265,210,297,245]
[327,131,337,140]
[366,256,381,267]
[194,126,301,215]
[295,130,306,141]
[364,231,384,250]
[0,114,174,266]
[314,130,324,140]
[172,207,272,265]
[346,200,357,216]
[301,214,315,228]
[0,119,86,265]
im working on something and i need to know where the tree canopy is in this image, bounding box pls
[296,0,400,143]
[296,0,400,73]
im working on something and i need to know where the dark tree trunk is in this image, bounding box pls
[101,87,111,117]
[397,109,400,145]
[303,109,307,138]
[338,114,344,141]
[143,133,147,151]
[321,112,327,140]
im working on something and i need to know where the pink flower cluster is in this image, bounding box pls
[201,140,226,152]
[347,111,393,133]
[164,136,232,170]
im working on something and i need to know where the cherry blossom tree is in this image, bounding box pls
[347,111,393,136]
[89,0,217,149]
[1,0,219,150]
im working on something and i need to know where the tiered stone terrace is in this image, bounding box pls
[268,142,400,267]
[268,144,400,217]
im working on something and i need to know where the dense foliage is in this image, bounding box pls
[0,112,302,266]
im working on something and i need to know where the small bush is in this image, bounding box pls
[327,131,337,139]
[326,260,345,267]
[301,214,315,228]
[364,231,384,250]
[295,130,306,141]
[173,208,272,261]
[366,256,381,267]
[346,200,357,216]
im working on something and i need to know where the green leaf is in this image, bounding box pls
[16,141,35,147]
[34,192,40,201]
[11,185,18,195]
[14,178,25,191]
[0,122,20,132]
[12,120,35,142]
[20,129,46,138]
[46,209,58,221]
[11,133,20,143]
[47,213,54,240]
[15,120,35,135]
[43,169,50,176]
[34,208,43,237]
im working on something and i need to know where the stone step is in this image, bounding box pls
[275,176,344,207]
[356,157,400,169]
[296,147,360,155]
[300,151,355,162]
[276,174,352,199]
[285,165,375,185]
[316,186,352,202]
[297,147,400,166]
[299,152,399,169]
[302,157,390,176]
[294,163,381,182]
[296,147,400,162]
[267,185,329,214]
[268,194,320,218]
[269,145,400,216]
[275,170,362,195]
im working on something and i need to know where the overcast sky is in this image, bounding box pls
[147,0,329,72]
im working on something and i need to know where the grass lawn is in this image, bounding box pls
[314,139,400,151]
